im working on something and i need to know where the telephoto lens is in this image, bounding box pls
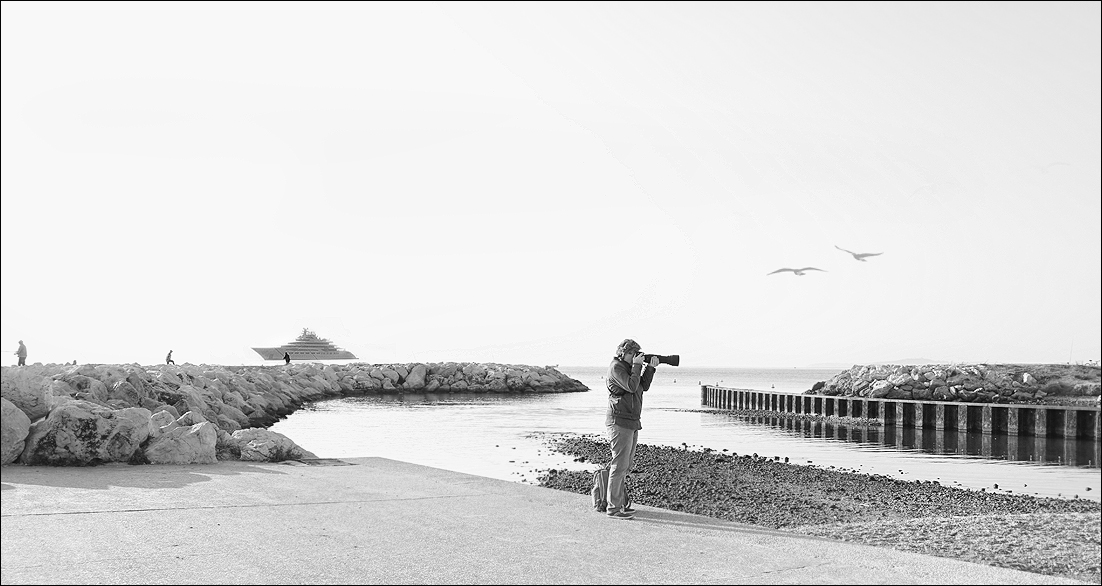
[642,354,680,367]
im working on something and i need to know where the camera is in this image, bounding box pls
[639,353,680,367]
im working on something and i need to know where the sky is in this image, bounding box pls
[2,1,1099,368]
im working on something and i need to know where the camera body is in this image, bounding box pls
[639,353,680,367]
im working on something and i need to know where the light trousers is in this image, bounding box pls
[606,424,638,513]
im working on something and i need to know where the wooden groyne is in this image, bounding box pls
[701,386,1101,441]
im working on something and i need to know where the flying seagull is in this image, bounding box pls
[835,245,882,262]
[767,267,826,276]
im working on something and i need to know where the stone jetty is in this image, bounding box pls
[0,362,588,467]
[803,363,1100,403]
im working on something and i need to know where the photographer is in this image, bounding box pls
[604,338,658,519]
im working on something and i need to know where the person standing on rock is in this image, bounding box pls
[604,338,657,519]
[166,350,175,365]
[284,352,291,365]
[14,340,27,366]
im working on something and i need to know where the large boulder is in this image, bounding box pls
[379,368,400,385]
[869,380,893,398]
[230,428,316,462]
[887,373,913,386]
[144,420,218,464]
[911,387,933,401]
[2,397,32,464]
[19,401,153,465]
[2,367,65,420]
[403,364,427,390]
[107,380,142,406]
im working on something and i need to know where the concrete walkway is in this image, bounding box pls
[1,457,1087,585]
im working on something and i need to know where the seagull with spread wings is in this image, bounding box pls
[835,245,882,262]
[767,267,826,276]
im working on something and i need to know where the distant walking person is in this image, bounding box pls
[166,350,175,365]
[604,338,658,519]
[14,340,27,366]
[283,352,291,365]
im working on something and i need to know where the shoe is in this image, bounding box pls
[606,510,635,519]
[622,505,636,513]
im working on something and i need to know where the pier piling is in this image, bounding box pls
[701,385,1100,443]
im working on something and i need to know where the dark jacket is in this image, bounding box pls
[605,357,655,430]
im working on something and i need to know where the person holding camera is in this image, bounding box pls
[604,338,658,519]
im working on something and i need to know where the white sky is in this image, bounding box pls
[2,1,1099,368]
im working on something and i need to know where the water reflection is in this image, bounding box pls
[725,414,1100,468]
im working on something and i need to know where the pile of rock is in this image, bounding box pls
[1,362,588,467]
[803,364,1101,403]
[305,361,590,394]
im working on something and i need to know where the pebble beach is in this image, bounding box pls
[537,434,1102,584]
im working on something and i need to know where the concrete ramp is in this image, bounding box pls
[1,458,1085,584]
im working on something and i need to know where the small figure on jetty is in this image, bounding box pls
[834,245,883,262]
[604,338,659,519]
[284,352,291,365]
[767,267,825,276]
[165,350,175,365]
[14,340,27,366]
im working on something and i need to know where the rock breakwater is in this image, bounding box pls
[804,363,1100,404]
[1,362,587,466]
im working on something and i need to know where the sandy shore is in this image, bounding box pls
[537,434,1101,584]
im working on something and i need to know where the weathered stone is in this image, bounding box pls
[20,401,152,465]
[887,373,913,386]
[1,397,32,464]
[380,368,400,384]
[144,421,217,464]
[886,388,912,400]
[109,380,142,405]
[148,409,177,439]
[1074,383,1101,396]
[2,368,56,420]
[404,364,427,390]
[869,380,893,398]
[231,428,316,462]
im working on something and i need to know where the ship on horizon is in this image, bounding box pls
[253,328,358,361]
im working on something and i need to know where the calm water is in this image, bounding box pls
[271,366,1101,502]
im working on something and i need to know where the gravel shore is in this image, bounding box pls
[537,433,1101,584]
